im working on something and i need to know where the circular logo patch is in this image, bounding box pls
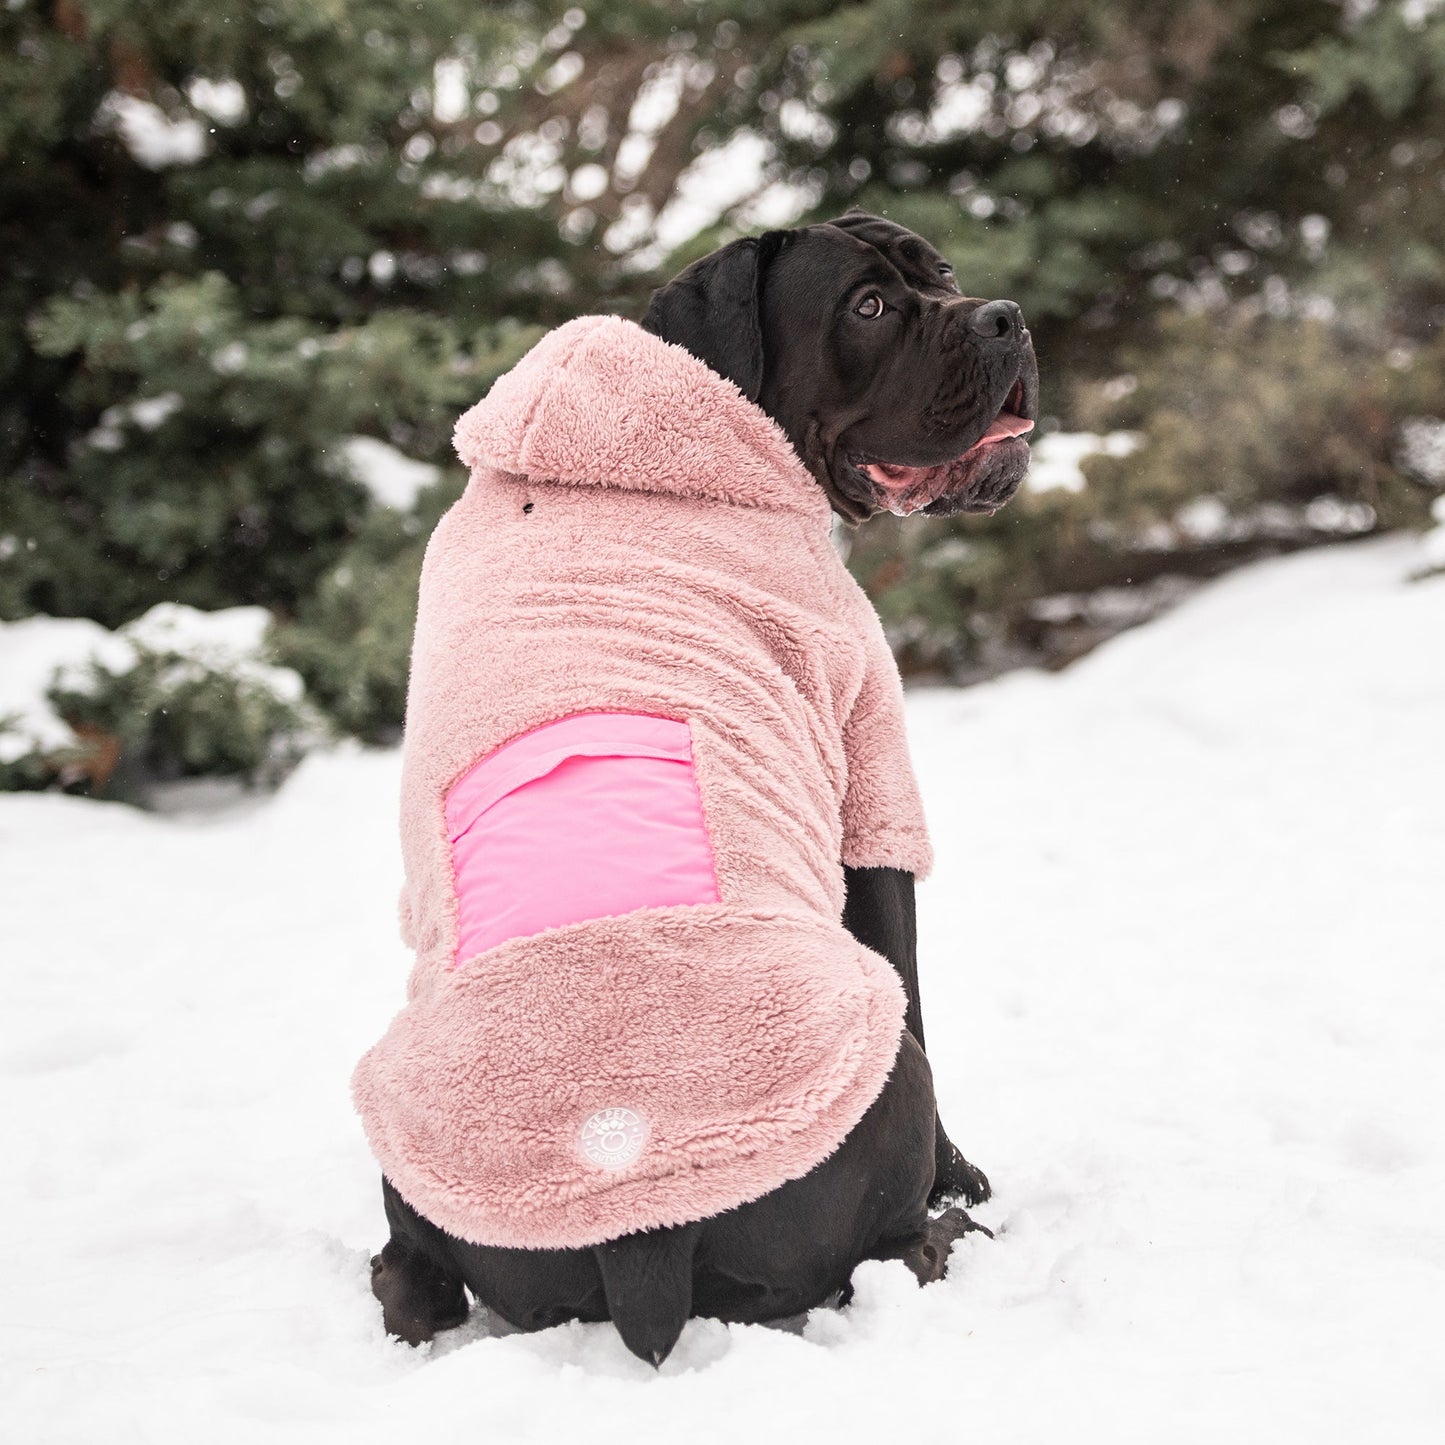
[579,1107,647,1170]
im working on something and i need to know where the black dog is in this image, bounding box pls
[371,212,1038,1364]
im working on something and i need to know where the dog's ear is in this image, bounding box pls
[639,231,788,402]
[825,208,887,229]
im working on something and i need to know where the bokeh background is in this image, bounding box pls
[4,0,1444,799]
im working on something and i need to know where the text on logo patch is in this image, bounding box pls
[579,1107,647,1169]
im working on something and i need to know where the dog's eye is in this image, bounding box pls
[855,293,885,319]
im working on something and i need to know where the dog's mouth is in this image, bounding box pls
[846,378,1035,517]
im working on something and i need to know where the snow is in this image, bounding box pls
[210,341,248,375]
[652,131,774,251]
[3,536,1443,1441]
[125,392,184,431]
[431,59,470,125]
[1397,417,1445,485]
[83,392,184,453]
[186,78,247,127]
[120,600,272,658]
[1404,0,1445,31]
[0,605,303,767]
[95,93,207,169]
[1026,429,1141,493]
[1423,494,1445,572]
[0,617,129,762]
[339,436,443,511]
[111,601,305,706]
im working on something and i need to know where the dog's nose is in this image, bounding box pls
[967,299,1025,341]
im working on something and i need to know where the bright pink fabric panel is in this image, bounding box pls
[445,712,720,963]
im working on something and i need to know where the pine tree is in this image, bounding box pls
[5,0,1442,722]
[2,1,578,624]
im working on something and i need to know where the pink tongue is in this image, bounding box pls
[979,410,1034,444]
[862,411,1035,491]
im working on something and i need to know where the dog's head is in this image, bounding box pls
[640,211,1039,523]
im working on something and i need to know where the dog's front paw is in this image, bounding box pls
[930,1131,992,1209]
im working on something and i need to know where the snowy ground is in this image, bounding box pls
[3,536,1442,1443]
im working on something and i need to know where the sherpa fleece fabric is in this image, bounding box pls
[352,315,934,1250]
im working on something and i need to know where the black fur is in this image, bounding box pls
[842,864,992,1208]
[638,231,790,401]
[373,1034,982,1363]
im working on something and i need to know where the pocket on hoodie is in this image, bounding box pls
[444,711,720,964]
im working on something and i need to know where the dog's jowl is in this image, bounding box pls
[354,213,1034,1364]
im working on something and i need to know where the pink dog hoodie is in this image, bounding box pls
[351,315,933,1251]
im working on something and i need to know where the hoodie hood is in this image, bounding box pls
[453,315,830,519]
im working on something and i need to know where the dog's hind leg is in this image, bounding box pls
[379,1178,614,1342]
[853,1036,991,1288]
[371,1176,470,1346]
[870,1206,993,1285]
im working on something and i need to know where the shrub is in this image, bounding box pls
[0,605,312,799]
